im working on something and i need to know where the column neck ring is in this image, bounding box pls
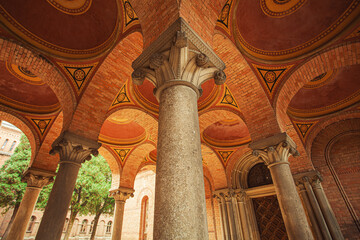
[154,80,200,101]
[59,160,82,168]
[267,161,290,169]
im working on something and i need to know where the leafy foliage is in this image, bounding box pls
[0,135,30,213]
[63,154,114,240]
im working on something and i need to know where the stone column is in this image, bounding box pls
[35,131,101,240]
[312,175,344,239]
[234,190,251,240]
[295,179,323,240]
[250,133,313,240]
[214,190,236,240]
[132,18,225,240]
[109,187,134,240]
[6,168,54,240]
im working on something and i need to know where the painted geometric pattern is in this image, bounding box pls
[216,150,234,166]
[293,120,317,142]
[112,84,131,106]
[220,87,238,109]
[114,148,130,165]
[253,195,288,240]
[253,64,293,99]
[122,0,139,32]
[216,0,233,35]
[31,118,51,135]
[57,62,98,95]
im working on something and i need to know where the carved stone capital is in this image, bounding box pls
[234,189,247,203]
[293,170,322,188]
[213,188,234,202]
[249,132,299,166]
[109,187,135,202]
[50,131,101,166]
[22,168,55,188]
[131,18,225,101]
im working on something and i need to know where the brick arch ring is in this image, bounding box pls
[0,38,77,130]
[0,109,39,164]
[274,41,360,131]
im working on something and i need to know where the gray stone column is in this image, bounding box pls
[7,168,54,240]
[35,131,101,240]
[109,187,134,240]
[234,190,251,240]
[132,18,225,240]
[214,189,239,240]
[312,175,344,239]
[295,179,323,240]
[250,133,313,240]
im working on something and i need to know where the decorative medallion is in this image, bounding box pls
[253,64,293,98]
[303,70,335,89]
[219,86,239,109]
[216,150,234,166]
[46,0,92,15]
[57,62,98,95]
[260,0,307,18]
[292,120,317,142]
[122,0,139,32]
[216,0,233,35]
[25,115,57,141]
[31,118,51,135]
[6,62,44,86]
[112,83,131,106]
[114,148,130,164]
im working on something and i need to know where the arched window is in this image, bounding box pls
[1,139,8,150]
[139,196,149,240]
[80,219,88,233]
[247,163,273,188]
[106,221,112,233]
[27,216,36,233]
[89,220,94,233]
[63,218,69,232]
[9,141,16,151]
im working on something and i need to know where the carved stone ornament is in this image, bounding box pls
[214,70,226,85]
[249,132,299,165]
[50,131,101,165]
[109,187,135,202]
[132,69,146,85]
[22,168,55,188]
[213,188,234,202]
[131,18,226,100]
[196,53,209,67]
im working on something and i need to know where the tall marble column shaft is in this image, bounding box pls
[109,187,134,240]
[35,131,101,240]
[295,171,344,240]
[214,189,243,240]
[250,133,313,240]
[132,18,225,240]
[7,168,54,240]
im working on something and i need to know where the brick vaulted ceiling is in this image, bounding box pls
[0,0,359,189]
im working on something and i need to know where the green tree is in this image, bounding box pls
[63,155,114,240]
[0,135,30,239]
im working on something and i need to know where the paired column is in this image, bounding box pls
[132,18,225,239]
[35,131,101,240]
[214,189,246,240]
[295,171,344,240]
[250,133,313,240]
[109,187,135,240]
[6,168,54,240]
